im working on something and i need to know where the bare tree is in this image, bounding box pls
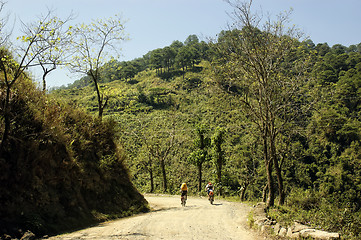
[68,15,127,119]
[0,8,72,148]
[120,113,180,193]
[212,0,312,207]
[25,10,75,91]
[0,1,11,46]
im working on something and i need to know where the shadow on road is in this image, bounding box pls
[212,203,223,206]
[151,206,178,212]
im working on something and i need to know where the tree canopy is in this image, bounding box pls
[2,0,361,239]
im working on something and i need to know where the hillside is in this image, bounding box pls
[0,0,360,238]
[51,34,361,239]
[0,78,148,239]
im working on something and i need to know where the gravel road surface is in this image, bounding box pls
[46,194,264,240]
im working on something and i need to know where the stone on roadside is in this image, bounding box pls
[300,229,340,240]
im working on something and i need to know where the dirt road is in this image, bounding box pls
[46,194,264,240]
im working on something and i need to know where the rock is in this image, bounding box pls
[261,224,272,233]
[278,227,287,237]
[2,234,12,240]
[273,223,281,234]
[20,230,36,240]
[300,229,340,240]
[250,202,341,239]
[293,221,312,232]
[287,227,300,238]
[254,218,268,226]
[264,219,276,225]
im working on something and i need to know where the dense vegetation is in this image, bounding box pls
[1,0,361,239]
[0,71,148,238]
[53,30,361,239]
[0,4,149,238]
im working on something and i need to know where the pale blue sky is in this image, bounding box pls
[5,0,361,88]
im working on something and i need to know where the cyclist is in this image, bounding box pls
[180,182,188,203]
[205,182,214,196]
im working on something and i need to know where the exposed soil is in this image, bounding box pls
[45,194,265,240]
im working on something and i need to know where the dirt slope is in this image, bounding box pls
[46,194,264,240]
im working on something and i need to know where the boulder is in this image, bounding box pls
[300,229,340,240]
[287,227,300,238]
[273,223,281,234]
[278,227,287,237]
[250,202,341,239]
[293,221,312,232]
[20,230,36,240]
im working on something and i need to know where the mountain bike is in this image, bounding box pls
[181,194,187,207]
[208,190,214,204]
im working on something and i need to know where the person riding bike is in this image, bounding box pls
[180,182,188,203]
[205,182,214,199]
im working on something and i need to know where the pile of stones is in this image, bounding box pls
[250,202,340,240]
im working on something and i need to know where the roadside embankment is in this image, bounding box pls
[250,202,340,239]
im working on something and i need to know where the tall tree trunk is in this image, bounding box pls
[273,150,285,205]
[0,61,12,150]
[91,71,106,120]
[160,158,167,192]
[217,159,223,196]
[1,85,11,149]
[274,160,285,205]
[240,183,248,201]
[263,126,275,207]
[262,184,268,202]
[96,89,103,119]
[40,62,56,92]
[149,169,154,193]
[197,163,202,192]
[266,159,274,207]
[148,158,154,193]
[42,73,47,92]
[270,131,285,205]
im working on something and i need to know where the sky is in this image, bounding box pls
[5,0,361,88]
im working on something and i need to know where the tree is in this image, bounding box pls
[128,113,179,193]
[184,34,199,46]
[68,14,127,119]
[120,61,137,81]
[188,124,211,192]
[170,40,184,50]
[212,0,312,207]
[0,1,10,46]
[149,48,163,74]
[0,8,72,149]
[211,127,226,196]
[162,46,176,72]
[176,46,193,72]
[184,35,201,67]
[26,10,74,91]
[145,114,180,193]
[315,43,330,56]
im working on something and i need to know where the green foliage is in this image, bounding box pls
[4,1,361,238]
[269,188,361,239]
[188,124,211,167]
[59,34,210,90]
[0,78,148,237]
[51,27,361,238]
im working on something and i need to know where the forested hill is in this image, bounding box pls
[0,78,148,238]
[52,33,361,239]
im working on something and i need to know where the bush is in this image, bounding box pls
[270,188,361,239]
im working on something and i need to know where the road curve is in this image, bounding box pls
[46,194,264,240]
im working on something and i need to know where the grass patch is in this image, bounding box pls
[247,210,255,228]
